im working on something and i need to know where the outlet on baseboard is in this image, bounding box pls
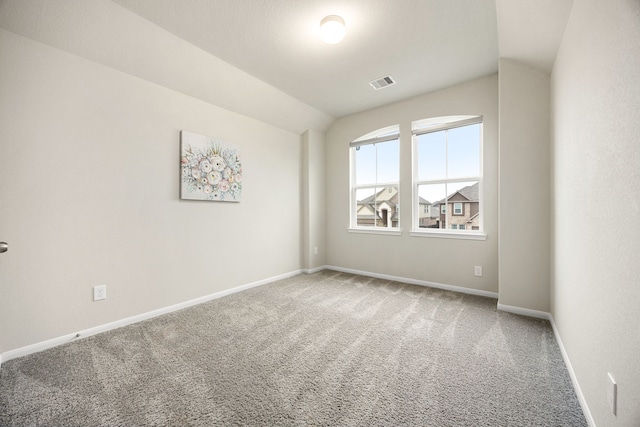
[93,285,107,301]
[607,372,617,415]
[474,266,483,277]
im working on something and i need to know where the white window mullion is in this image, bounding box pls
[444,129,449,229]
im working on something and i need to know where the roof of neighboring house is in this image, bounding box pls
[434,182,480,204]
[358,188,398,207]
[453,182,479,202]
[358,188,430,206]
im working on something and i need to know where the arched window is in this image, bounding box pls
[349,125,400,232]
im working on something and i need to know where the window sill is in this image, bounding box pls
[348,227,402,236]
[410,229,487,241]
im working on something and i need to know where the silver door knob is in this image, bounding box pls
[0,242,7,253]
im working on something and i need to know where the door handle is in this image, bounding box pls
[0,242,7,253]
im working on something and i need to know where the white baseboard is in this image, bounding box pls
[301,265,328,274]
[325,265,499,299]
[548,315,596,427]
[0,269,302,367]
[496,303,552,320]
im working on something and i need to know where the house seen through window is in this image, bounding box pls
[350,126,400,229]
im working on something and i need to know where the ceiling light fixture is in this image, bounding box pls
[320,15,346,44]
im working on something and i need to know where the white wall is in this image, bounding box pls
[325,76,499,293]
[498,58,550,312]
[301,129,326,270]
[551,0,640,425]
[0,30,304,354]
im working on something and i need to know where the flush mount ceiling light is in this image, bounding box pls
[320,15,346,44]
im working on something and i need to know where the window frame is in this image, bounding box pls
[349,126,401,236]
[411,116,486,241]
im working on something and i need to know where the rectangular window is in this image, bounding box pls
[412,117,483,237]
[350,128,400,232]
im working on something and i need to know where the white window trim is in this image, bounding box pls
[410,229,487,240]
[348,227,402,236]
[411,116,485,238]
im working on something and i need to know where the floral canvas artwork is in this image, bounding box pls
[180,131,242,201]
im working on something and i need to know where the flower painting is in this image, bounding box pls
[180,131,242,202]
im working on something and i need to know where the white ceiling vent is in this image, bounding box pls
[369,75,396,90]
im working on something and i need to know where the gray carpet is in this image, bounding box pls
[0,270,586,426]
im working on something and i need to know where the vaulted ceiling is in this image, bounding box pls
[112,0,499,118]
[0,0,573,127]
[111,0,572,117]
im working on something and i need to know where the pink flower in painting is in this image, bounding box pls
[218,180,230,192]
[181,156,188,166]
[204,185,213,193]
[191,168,201,179]
[234,173,242,183]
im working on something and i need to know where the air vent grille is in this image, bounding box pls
[369,75,396,90]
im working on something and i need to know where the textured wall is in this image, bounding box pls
[0,30,303,353]
[301,129,326,271]
[551,0,640,425]
[498,58,550,312]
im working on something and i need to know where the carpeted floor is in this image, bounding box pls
[0,270,586,426]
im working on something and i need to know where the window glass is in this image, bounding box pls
[447,124,481,178]
[417,131,446,181]
[355,144,376,185]
[376,140,400,184]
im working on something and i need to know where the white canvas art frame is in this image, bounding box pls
[180,130,242,202]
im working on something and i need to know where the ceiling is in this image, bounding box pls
[111,0,500,118]
[0,0,573,126]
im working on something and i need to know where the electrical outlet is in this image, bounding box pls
[93,285,107,301]
[607,373,617,415]
[474,266,483,277]
[313,246,318,255]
